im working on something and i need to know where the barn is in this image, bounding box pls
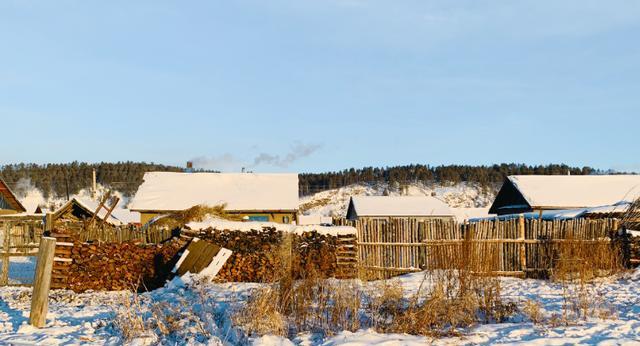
[0,177,26,215]
[489,175,640,216]
[346,196,454,221]
[129,172,299,225]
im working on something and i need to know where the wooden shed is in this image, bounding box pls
[489,175,640,216]
[346,196,454,221]
[129,172,299,225]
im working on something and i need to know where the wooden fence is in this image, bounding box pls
[0,217,44,286]
[355,217,621,279]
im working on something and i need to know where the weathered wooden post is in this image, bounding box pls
[44,213,54,233]
[29,237,56,328]
[518,215,527,276]
[1,221,11,286]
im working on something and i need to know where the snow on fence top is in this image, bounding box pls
[509,175,640,208]
[129,172,299,212]
[348,196,453,217]
[186,217,356,236]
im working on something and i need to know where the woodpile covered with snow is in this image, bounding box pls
[189,228,343,282]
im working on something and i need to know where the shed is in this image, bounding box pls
[129,172,299,225]
[489,175,640,215]
[53,198,139,226]
[346,196,454,221]
[0,177,26,215]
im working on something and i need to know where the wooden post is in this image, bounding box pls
[518,216,527,275]
[29,237,56,328]
[44,213,54,233]
[1,221,10,286]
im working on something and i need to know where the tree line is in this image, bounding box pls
[0,162,185,198]
[0,161,601,199]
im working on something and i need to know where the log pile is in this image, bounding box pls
[53,233,185,292]
[191,227,340,282]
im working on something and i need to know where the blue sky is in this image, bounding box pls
[1,1,639,173]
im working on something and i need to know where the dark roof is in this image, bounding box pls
[0,178,27,213]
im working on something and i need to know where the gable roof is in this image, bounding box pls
[0,177,26,213]
[129,172,299,212]
[490,175,640,214]
[347,196,453,218]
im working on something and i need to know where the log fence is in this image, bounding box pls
[355,217,622,279]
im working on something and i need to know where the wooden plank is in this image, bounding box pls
[29,237,56,328]
[1,222,10,285]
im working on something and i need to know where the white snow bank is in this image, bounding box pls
[186,217,356,236]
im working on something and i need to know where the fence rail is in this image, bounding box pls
[355,217,621,279]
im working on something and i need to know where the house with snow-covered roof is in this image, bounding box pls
[489,175,640,216]
[129,172,299,225]
[346,196,454,221]
[0,177,26,215]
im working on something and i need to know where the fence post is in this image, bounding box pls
[29,237,56,328]
[1,221,10,286]
[44,213,54,233]
[518,216,527,275]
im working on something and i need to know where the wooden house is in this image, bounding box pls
[489,175,640,216]
[346,196,454,221]
[129,172,299,225]
[0,177,26,215]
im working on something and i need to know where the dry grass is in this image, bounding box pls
[152,204,242,229]
[550,233,623,324]
[523,299,543,324]
[233,232,519,339]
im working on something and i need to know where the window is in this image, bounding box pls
[247,215,269,222]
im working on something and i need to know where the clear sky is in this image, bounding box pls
[1,1,639,173]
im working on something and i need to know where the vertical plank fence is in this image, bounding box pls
[355,217,622,279]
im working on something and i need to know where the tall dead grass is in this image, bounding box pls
[233,233,518,339]
[551,232,623,323]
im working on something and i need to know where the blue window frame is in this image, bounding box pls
[248,215,269,222]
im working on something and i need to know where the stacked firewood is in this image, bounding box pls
[59,237,185,292]
[192,228,339,282]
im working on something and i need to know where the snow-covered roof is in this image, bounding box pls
[508,175,640,209]
[451,207,492,222]
[349,196,453,217]
[129,172,299,212]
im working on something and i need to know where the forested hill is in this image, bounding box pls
[299,164,598,195]
[0,162,185,198]
[1,162,599,199]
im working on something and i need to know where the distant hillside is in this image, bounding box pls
[299,164,596,196]
[0,162,185,198]
[300,181,495,217]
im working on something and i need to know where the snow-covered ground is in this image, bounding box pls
[2,270,640,345]
[299,182,496,217]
